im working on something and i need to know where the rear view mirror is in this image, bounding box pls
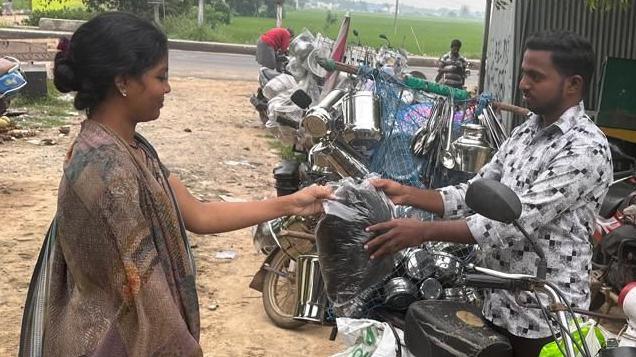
[291,89,312,109]
[465,179,521,224]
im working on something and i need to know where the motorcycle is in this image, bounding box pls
[249,76,508,331]
[590,142,636,311]
[250,53,289,125]
[248,88,376,329]
[410,179,633,357]
[247,27,524,334]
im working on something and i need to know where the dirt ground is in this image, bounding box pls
[0,77,343,356]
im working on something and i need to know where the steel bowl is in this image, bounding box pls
[383,277,418,311]
[405,249,436,281]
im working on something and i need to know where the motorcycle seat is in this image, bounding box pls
[404,300,512,357]
[600,181,635,218]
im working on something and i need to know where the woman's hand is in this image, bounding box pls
[287,185,334,216]
[365,219,427,260]
[370,178,412,206]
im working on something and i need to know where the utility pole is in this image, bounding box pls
[393,0,399,35]
[276,0,284,27]
[478,0,493,93]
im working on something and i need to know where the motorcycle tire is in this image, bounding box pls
[590,289,606,311]
[262,249,306,329]
[590,268,607,311]
[258,110,269,125]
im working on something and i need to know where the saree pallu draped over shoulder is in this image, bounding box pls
[19,119,202,357]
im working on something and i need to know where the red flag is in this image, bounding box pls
[322,13,350,94]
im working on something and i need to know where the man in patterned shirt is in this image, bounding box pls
[435,39,469,88]
[366,31,613,357]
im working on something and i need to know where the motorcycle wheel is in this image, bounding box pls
[262,249,306,329]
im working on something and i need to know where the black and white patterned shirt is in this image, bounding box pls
[439,102,613,338]
[439,51,468,70]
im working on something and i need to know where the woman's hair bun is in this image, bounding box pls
[53,53,78,93]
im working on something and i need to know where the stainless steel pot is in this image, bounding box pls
[341,91,382,146]
[452,123,493,173]
[443,288,467,301]
[393,248,412,270]
[308,140,370,178]
[294,254,328,322]
[302,89,346,138]
[419,277,443,300]
[433,252,462,286]
[289,35,315,61]
[405,249,436,281]
[307,141,332,173]
[383,277,418,310]
[251,218,283,254]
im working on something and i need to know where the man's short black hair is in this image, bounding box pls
[451,39,462,48]
[524,31,595,96]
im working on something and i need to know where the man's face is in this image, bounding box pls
[451,45,460,55]
[519,50,566,115]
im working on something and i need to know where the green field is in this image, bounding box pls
[203,10,484,59]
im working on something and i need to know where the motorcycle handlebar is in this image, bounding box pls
[463,273,519,290]
[276,115,300,129]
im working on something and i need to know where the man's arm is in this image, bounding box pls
[466,142,612,249]
[366,138,509,259]
[365,219,474,259]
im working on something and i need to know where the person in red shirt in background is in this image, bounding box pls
[256,27,294,69]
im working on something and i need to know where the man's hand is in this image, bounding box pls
[287,185,334,216]
[370,178,411,206]
[365,219,427,260]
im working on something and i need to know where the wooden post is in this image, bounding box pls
[197,0,204,26]
[276,0,284,27]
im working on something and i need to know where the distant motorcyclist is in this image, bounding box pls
[435,39,468,88]
[256,27,294,70]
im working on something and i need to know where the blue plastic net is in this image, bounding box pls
[360,68,482,190]
[359,69,431,188]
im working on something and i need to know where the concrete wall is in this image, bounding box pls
[483,1,517,130]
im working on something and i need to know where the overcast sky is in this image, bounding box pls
[365,0,488,12]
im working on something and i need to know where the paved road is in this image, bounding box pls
[169,50,259,81]
[169,49,478,88]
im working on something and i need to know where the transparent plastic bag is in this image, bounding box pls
[262,73,297,100]
[331,318,416,357]
[316,176,396,317]
[266,89,303,126]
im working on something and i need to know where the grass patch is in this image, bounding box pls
[163,12,221,42]
[267,137,297,161]
[11,80,77,129]
[8,0,30,10]
[203,10,484,58]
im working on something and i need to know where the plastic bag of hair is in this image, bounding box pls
[316,176,396,318]
[263,73,297,100]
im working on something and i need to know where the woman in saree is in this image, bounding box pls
[19,12,331,357]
